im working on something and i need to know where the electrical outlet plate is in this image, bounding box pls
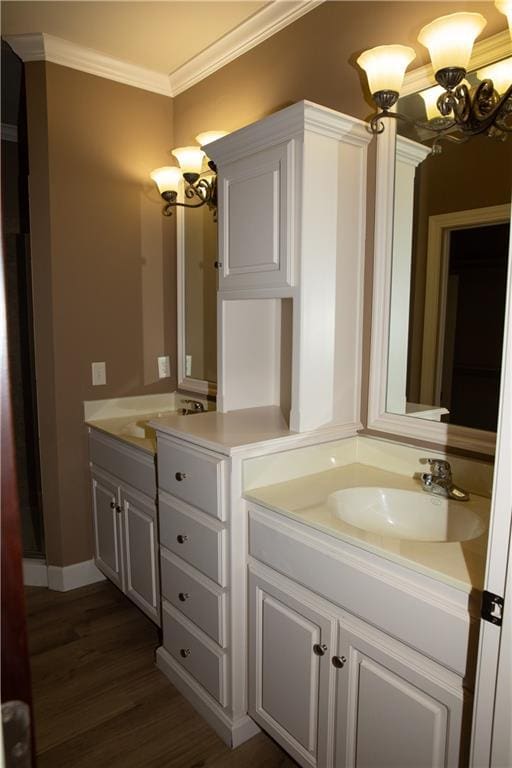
[92,362,106,386]
[185,355,192,377]
[158,355,170,379]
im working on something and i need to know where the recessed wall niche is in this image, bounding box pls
[219,298,292,424]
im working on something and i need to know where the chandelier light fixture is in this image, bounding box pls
[151,130,227,217]
[357,2,512,148]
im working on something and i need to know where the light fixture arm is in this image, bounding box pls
[159,161,218,218]
[368,80,512,148]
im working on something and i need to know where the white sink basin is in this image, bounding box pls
[328,487,486,542]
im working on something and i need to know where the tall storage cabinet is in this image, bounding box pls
[207,101,372,434]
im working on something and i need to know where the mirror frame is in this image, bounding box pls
[367,30,512,455]
[176,201,217,396]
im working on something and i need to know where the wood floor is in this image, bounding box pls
[26,581,297,768]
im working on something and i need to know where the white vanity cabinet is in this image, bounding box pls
[155,433,256,744]
[89,429,160,625]
[249,567,335,768]
[248,504,469,768]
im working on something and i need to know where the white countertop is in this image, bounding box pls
[245,462,490,592]
[87,412,164,454]
[149,406,295,455]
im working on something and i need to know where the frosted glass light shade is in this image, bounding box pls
[150,166,181,194]
[357,45,416,95]
[420,81,470,119]
[495,0,512,34]
[418,13,486,74]
[477,58,512,95]
[195,130,228,146]
[171,146,205,175]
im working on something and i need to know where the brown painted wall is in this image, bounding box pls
[26,62,175,566]
[173,1,505,143]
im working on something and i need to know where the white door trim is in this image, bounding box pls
[420,204,510,405]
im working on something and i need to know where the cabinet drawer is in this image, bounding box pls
[162,600,228,707]
[157,438,225,520]
[160,548,228,647]
[159,493,227,587]
[89,431,155,498]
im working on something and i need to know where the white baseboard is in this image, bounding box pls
[156,647,260,748]
[23,558,49,587]
[46,559,106,592]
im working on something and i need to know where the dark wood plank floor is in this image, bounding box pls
[26,581,297,768]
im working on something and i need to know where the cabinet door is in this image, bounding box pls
[91,470,123,590]
[249,568,335,768]
[334,616,464,768]
[218,141,295,291]
[120,486,160,625]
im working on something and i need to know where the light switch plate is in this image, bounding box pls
[185,355,192,377]
[92,361,106,386]
[158,355,170,379]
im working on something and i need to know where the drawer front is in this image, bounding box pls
[160,549,227,646]
[89,431,155,497]
[157,438,225,520]
[162,600,228,707]
[159,493,227,586]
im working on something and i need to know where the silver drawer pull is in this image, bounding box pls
[178,592,190,602]
[175,472,187,481]
[332,655,347,669]
[180,648,191,658]
[313,643,327,657]
[176,534,189,544]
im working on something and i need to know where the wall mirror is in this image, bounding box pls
[177,194,218,395]
[368,31,512,454]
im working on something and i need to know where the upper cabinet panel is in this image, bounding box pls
[219,141,294,291]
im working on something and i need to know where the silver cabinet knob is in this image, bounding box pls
[313,643,328,657]
[180,648,191,658]
[176,534,189,544]
[115,505,122,514]
[110,501,116,509]
[178,592,190,602]
[332,655,347,669]
[214,261,223,269]
[175,472,187,481]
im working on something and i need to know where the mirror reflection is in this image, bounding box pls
[183,202,217,387]
[387,68,511,433]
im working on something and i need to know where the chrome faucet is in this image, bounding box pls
[178,399,206,415]
[421,459,470,501]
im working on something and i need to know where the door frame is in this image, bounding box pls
[470,201,512,767]
[420,204,510,406]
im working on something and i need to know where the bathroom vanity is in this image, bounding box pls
[85,80,512,766]
[243,439,491,768]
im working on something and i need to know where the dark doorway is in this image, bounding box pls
[2,40,45,558]
[440,222,509,432]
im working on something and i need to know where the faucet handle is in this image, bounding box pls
[425,458,452,478]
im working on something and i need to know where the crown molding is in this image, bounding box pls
[4,32,172,97]
[168,0,325,96]
[402,29,512,97]
[4,2,324,98]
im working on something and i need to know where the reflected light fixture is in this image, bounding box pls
[357,4,512,149]
[151,130,227,217]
